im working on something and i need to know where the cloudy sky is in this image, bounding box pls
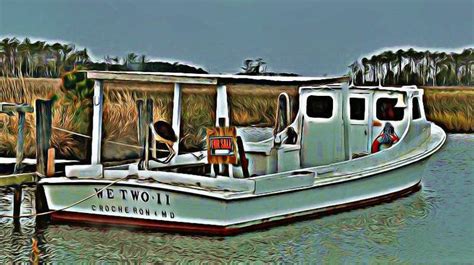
[1,0,473,76]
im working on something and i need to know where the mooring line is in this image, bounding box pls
[51,126,169,151]
[0,175,131,219]
[51,126,92,139]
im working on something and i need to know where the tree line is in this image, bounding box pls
[3,37,472,85]
[0,37,207,78]
[349,48,473,86]
[239,58,298,76]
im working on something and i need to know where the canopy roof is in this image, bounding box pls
[85,70,348,85]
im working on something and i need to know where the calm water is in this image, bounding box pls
[0,134,473,263]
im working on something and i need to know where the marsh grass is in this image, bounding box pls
[0,78,471,161]
[423,87,473,133]
[228,84,299,126]
[0,78,88,159]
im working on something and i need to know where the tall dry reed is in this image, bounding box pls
[2,78,470,162]
[423,88,474,133]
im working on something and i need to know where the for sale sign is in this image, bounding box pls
[206,127,237,164]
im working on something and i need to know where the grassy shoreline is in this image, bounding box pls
[422,86,473,133]
[0,78,472,161]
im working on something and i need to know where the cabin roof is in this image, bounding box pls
[350,85,419,91]
[300,84,421,93]
[84,70,348,85]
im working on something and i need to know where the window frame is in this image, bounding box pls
[349,96,367,122]
[375,97,405,121]
[305,94,335,120]
[412,97,422,120]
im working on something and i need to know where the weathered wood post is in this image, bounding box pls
[138,99,153,169]
[0,103,33,174]
[13,185,22,219]
[14,111,26,174]
[136,99,145,146]
[0,102,33,225]
[145,99,154,167]
[136,99,148,161]
[13,184,22,231]
[47,148,55,176]
[136,99,145,168]
[13,109,25,222]
[35,99,53,176]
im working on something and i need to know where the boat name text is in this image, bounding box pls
[91,204,175,219]
[94,188,171,205]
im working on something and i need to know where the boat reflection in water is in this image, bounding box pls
[0,184,432,263]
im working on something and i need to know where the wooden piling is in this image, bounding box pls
[1,103,33,174]
[35,184,50,223]
[14,111,26,174]
[13,185,22,219]
[47,148,55,177]
[136,100,146,169]
[35,99,53,176]
[146,99,154,160]
[138,99,153,169]
[136,99,145,145]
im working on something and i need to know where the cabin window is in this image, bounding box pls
[306,96,333,118]
[376,98,404,121]
[350,98,365,120]
[412,97,422,120]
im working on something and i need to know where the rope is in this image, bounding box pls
[52,126,150,150]
[105,140,145,150]
[51,126,204,155]
[0,175,131,219]
[52,126,91,139]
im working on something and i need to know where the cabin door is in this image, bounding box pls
[301,90,344,167]
[348,93,372,156]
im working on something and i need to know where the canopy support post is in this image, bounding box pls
[215,85,229,126]
[213,85,233,177]
[91,80,104,165]
[171,83,182,162]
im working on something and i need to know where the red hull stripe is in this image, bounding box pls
[51,181,421,236]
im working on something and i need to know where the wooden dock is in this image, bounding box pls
[0,100,54,220]
[0,172,37,187]
[0,172,37,220]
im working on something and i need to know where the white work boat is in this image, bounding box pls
[38,71,446,235]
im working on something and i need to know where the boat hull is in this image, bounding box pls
[49,181,421,235]
[41,158,428,235]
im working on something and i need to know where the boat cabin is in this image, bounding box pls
[234,84,426,177]
[70,71,426,179]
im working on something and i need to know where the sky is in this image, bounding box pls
[1,0,473,76]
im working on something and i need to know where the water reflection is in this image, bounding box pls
[0,184,431,263]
